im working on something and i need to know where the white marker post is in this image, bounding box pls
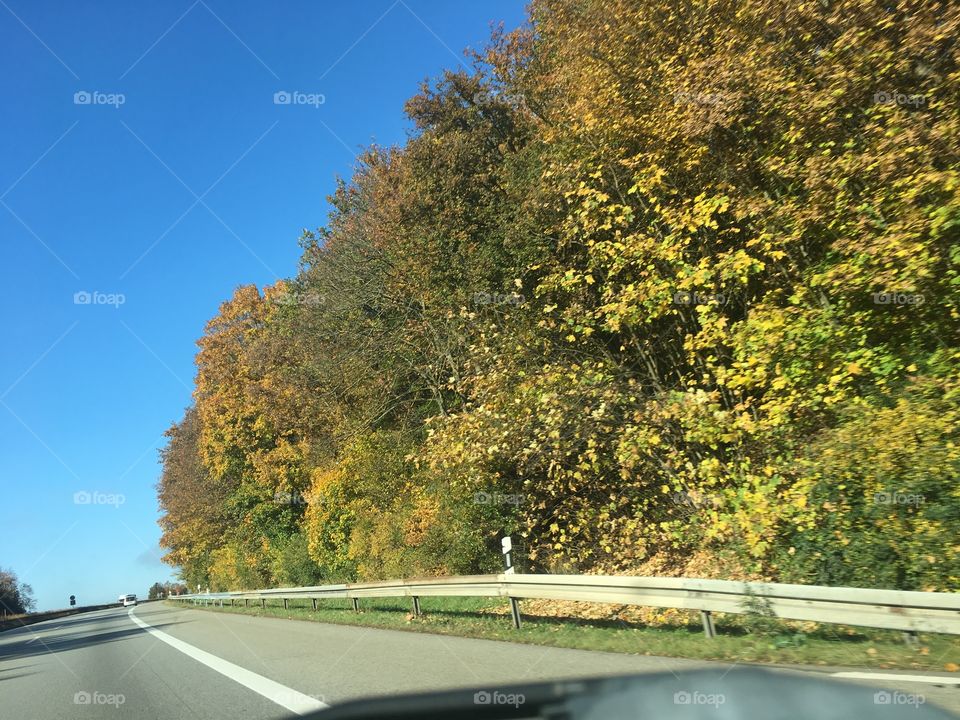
[502,536,521,629]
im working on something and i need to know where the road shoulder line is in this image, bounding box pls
[128,607,328,715]
[832,671,960,685]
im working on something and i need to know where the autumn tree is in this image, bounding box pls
[0,568,35,614]
[157,406,231,588]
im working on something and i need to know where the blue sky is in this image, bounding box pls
[0,0,526,611]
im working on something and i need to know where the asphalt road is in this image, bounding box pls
[0,601,958,719]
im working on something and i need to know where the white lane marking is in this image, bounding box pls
[24,625,63,645]
[128,608,328,715]
[832,671,960,685]
[25,625,61,643]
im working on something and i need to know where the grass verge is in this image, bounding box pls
[166,596,960,672]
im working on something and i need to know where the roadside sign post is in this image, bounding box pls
[502,536,521,629]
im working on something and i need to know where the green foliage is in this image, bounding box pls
[268,532,324,587]
[739,587,782,638]
[208,541,269,592]
[773,376,960,591]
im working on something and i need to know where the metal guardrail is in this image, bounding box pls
[168,573,960,638]
[0,603,118,632]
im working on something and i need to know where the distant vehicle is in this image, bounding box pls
[121,594,137,607]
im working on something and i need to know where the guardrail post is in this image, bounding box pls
[283,599,288,610]
[312,598,318,611]
[509,598,522,629]
[352,598,360,613]
[903,631,920,648]
[700,610,716,639]
[230,599,234,607]
[412,596,422,617]
[261,599,265,609]
[244,599,248,608]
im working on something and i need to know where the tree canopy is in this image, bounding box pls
[0,568,36,614]
[158,0,960,592]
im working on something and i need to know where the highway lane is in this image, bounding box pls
[0,601,958,718]
[0,604,284,719]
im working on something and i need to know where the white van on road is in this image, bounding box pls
[121,594,137,607]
